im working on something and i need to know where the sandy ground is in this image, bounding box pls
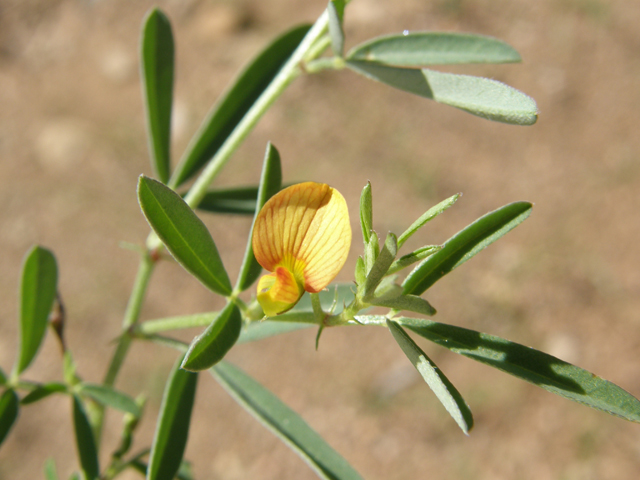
[1,0,640,479]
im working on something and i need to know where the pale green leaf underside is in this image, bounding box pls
[347,32,521,66]
[346,60,538,125]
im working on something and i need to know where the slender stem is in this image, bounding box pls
[170,13,329,209]
[103,253,156,387]
[135,312,219,335]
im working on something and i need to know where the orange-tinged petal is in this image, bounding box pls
[252,182,352,301]
[257,266,304,316]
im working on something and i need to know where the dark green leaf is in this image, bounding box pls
[138,176,232,295]
[346,61,538,125]
[148,356,198,480]
[403,201,532,295]
[181,303,242,371]
[72,395,99,480]
[347,32,521,66]
[15,245,58,375]
[236,142,283,292]
[328,1,345,57]
[171,25,311,186]
[78,383,141,416]
[197,186,260,215]
[0,367,6,386]
[0,389,19,447]
[20,382,67,405]
[44,458,59,480]
[212,361,363,480]
[397,193,460,248]
[141,8,174,183]
[364,233,397,298]
[359,182,372,245]
[238,321,312,344]
[387,320,472,434]
[401,317,640,423]
[130,459,193,480]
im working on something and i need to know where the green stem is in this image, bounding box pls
[135,312,219,335]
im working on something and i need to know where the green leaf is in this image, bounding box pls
[0,389,19,447]
[78,383,141,416]
[364,230,379,274]
[400,317,640,423]
[68,472,81,480]
[148,356,198,480]
[171,24,311,186]
[72,395,100,480]
[354,257,366,286]
[327,1,345,57]
[141,8,174,183]
[15,245,58,376]
[397,193,460,248]
[236,142,283,292]
[138,176,232,296]
[181,303,242,371]
[346,61,538,125]
[20,382,67,405]
[359,182,372,245]
[44,458,59,480]
[403,201,532,295]
[387,320,473,434]
[130,459,194,480]
[363,233,397,298]
[212,361,363,480]
[347,32,521,66]
[0,367,6,386]
[197,186,260,215]
[372,293,436,316]
[238,321,312,344]
[387,245,442,276]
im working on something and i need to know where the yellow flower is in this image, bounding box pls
[252,182,352,316]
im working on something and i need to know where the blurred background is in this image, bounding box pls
[1,0,640,478]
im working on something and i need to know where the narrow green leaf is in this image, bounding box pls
[364,231,379,274]
[44,458,59,480]
[171,25,311,186]
[403,201,532,295]
[387,320,473,434]
[141,8,174,183]
[347,32,521,66]
[78,383,141,416]
[364,233,397,298]
[15,245,58,375]
[181,303,242,371]
[148,356,198,480]
[354,257,366,286]
[327,1,345,57]
[397,193,460,248]
[0,389,19,447]
[359,182,372,245]
[387,245,442,276]
[401,317,640,423]
[236,142,283,292]
[346,61,538,125]
[138,176,232,295]
[238,321,312,344]
[212,361,363,480]
[72,395,100,480]
[130,459,193,480]
[372,294,436,316]
[197,186,260,215]
[138,312,219,335]
[21,382,67,405]
[0,367,6,386]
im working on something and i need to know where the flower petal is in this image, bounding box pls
[257,266,303,316]
[252,182,352,294]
